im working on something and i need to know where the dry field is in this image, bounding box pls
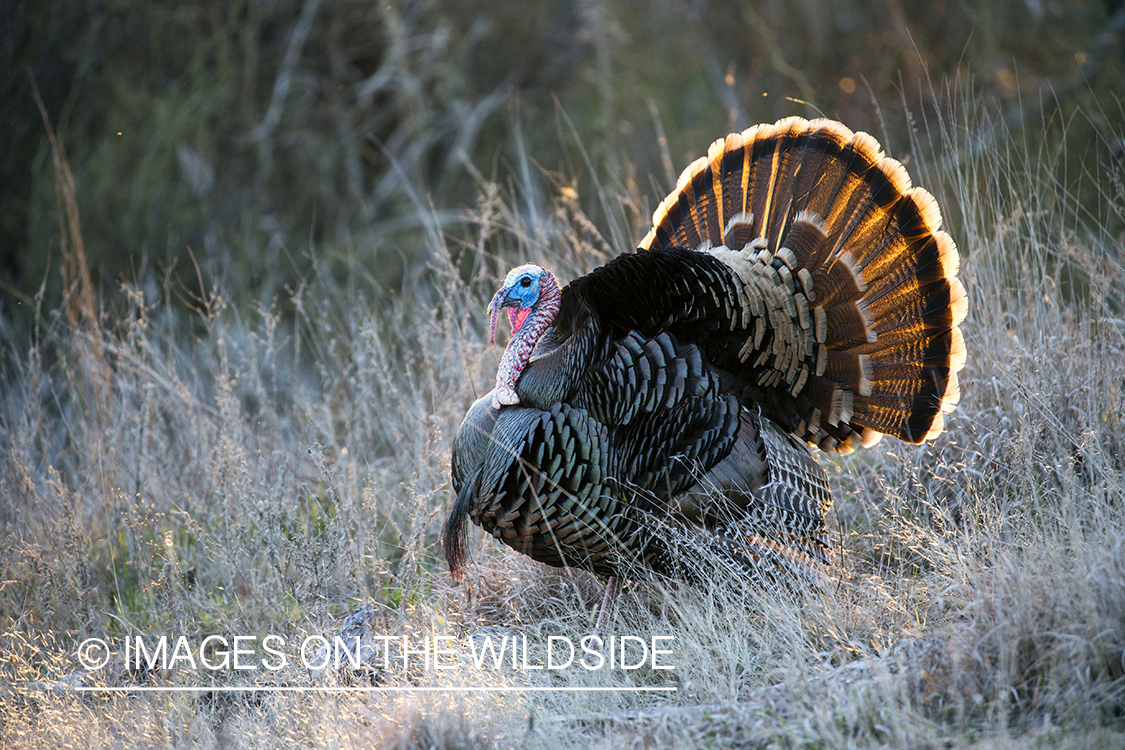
[1,3,1124,747]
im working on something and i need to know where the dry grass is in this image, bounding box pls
[2,78,1124,749]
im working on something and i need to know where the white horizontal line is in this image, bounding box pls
[67,685,677,693]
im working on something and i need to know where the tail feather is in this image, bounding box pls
[723,212,759,251]
[748,120,804,242]
[638,117,966,452]
[823,298,876,348]
[690,166,723,248]
[778,213,829,270]
[813,251,868,311]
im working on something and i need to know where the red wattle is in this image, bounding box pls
[508,306,531,334]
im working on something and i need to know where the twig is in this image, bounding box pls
[255,0,322,178]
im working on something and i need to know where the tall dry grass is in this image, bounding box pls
[2,86,1124,748]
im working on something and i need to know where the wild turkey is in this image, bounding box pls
[443,117,967,626]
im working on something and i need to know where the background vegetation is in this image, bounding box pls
[3,0,1122,325]
[1,0,1124,747]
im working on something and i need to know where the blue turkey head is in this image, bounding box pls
[489,264,547,341]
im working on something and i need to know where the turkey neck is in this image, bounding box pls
[493,271,562,408]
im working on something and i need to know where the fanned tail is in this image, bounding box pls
[639,117,967,452]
